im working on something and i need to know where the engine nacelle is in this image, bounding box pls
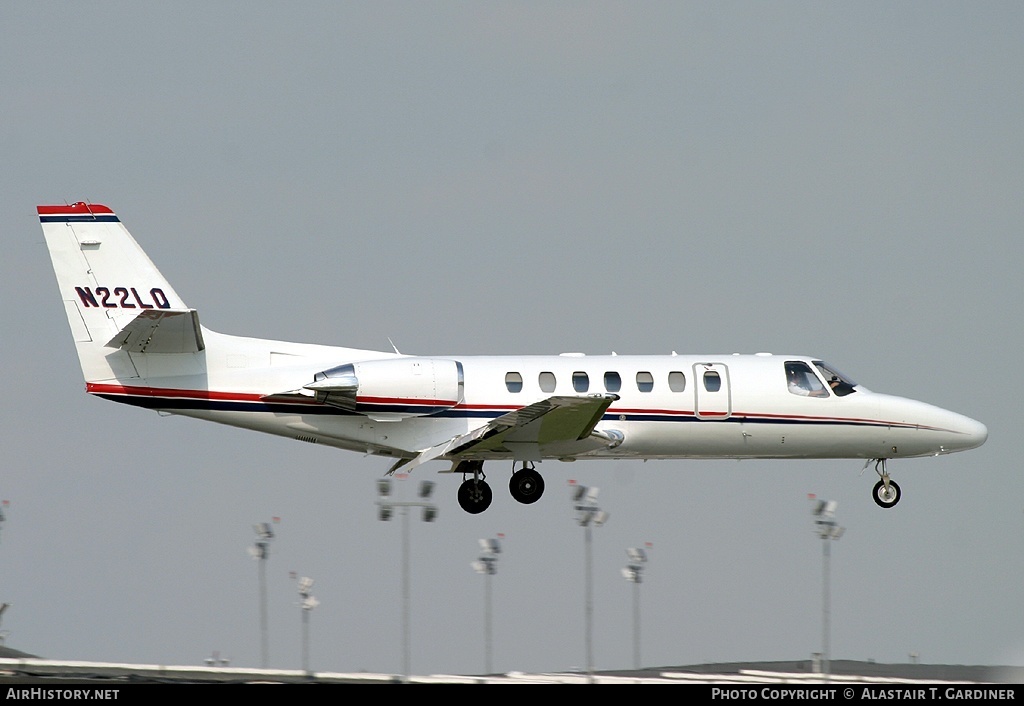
[305,358,464,419]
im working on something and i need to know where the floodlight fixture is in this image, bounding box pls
[571,483,587,503]
[204,651,229,668]
[253,522,274,541]
[627,547,647,564]
[419,480,434,499]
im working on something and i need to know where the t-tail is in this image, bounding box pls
[39,203,204,386]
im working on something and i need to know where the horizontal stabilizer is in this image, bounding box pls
[394,394,618,473]
[105,309,205,354]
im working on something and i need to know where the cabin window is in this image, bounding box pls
[703,371,722,392]
[668,371,686,392]
[604,371,622,393]
[539,371,556,393]
[573,371,590,393]
[813,361,857,397]
[505,372,524,393]
[636,371,654,392]
[784,361,828,398]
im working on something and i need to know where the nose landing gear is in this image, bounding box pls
[870,459,901,508]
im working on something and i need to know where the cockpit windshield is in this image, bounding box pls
[813,361,857,397]
[785,361,829,398]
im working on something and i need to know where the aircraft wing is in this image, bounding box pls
[391,394,618,474]
[105,309,205,354]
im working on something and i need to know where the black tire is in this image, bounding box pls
[509,468,545,505]
[458,478,492,514]
[872,479,901,508]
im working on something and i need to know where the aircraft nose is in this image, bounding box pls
[956,415,988,451]
[937,408,988,453]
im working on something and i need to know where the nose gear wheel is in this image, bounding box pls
[870,459,901,508]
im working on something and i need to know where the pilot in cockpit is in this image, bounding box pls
[786,362,829,398]
[787,366,812,396]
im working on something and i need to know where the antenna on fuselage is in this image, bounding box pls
[388,337,402,355]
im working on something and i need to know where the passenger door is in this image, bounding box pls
[693,362,731,420]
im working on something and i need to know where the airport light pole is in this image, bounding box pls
[377,478,437,678]
[0,603,9,647]
[1,501,9,646]
[295,575,319,674]
[810,495,844,680]
[249,520,276,669]
[570,481,608,678]
[471,535,502,675]
[621,544,650,670]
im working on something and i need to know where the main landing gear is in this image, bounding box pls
[455,460,547,513]
[509,461,545,504]
[870,459,901,509]
[456,460,491,514]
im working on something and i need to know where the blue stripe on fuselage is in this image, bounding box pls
[94,393,901,430]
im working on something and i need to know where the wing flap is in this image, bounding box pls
[392,394,617,473]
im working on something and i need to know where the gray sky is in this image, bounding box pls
[2,2,1021,675]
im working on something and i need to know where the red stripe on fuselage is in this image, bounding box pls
[356,395,458,407]
[87,383,269,403]
[83,384,937,430]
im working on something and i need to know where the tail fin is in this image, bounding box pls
[39,203,204,384]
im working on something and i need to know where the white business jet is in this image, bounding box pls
[40,203,988,514]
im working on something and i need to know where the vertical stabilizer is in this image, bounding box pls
[39,203,199,384]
